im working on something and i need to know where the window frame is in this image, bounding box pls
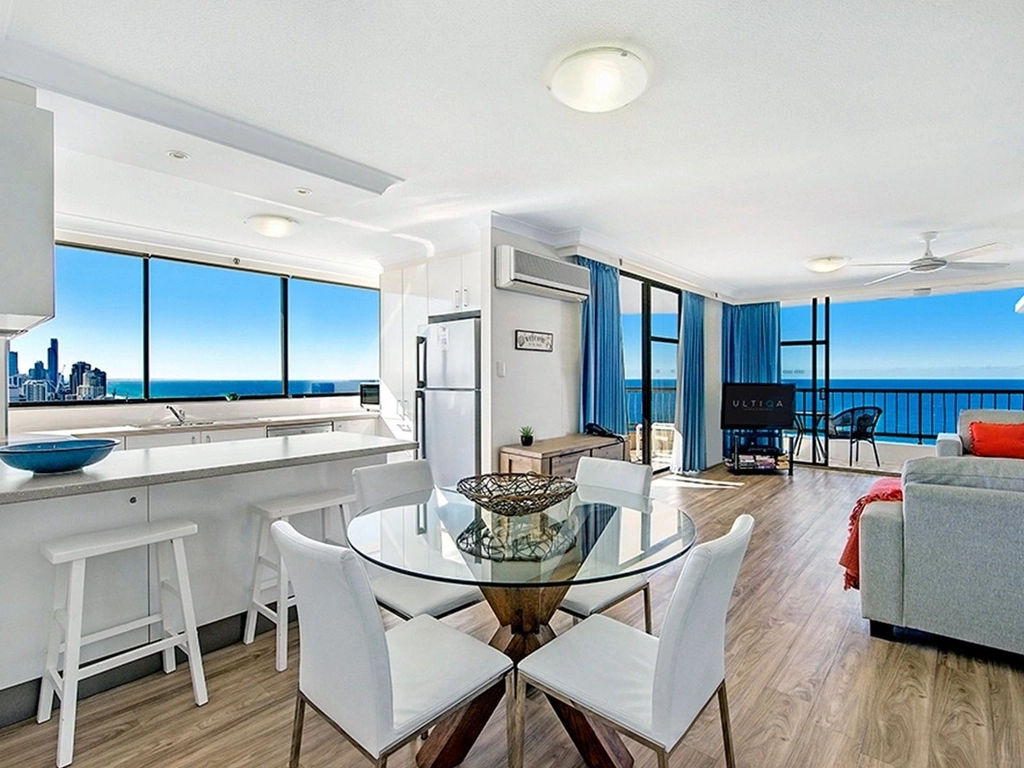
[9,241,379,407]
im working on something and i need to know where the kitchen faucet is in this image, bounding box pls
[166,405,186,425]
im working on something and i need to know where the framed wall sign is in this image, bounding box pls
[515,329,554,352]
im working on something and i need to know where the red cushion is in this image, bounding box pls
[969,421,1024,459]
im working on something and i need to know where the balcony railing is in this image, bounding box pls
[625,385,677,430]
[794,386,1024,443]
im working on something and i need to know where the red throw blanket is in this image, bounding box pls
[840,476,903,590]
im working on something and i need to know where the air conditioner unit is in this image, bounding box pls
[494,245,590,302]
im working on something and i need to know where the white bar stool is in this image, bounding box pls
[37,519,208,768]
[243,489,356,672]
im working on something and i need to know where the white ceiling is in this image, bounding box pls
[2,0,1023,301]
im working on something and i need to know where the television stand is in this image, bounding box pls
[728,432,794,476]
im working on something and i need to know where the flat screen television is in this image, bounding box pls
[721,382,796,430]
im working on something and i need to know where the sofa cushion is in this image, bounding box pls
[957,409,1024,453]
[969,422,1024,460]
[903,456,1024,493]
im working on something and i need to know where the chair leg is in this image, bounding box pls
[289,692,305,768]
[56,559,86,768]
[849,438,854,466]
[171,538,208,706]
[275,551,290,672]
[642,583,653,635]
[508,672,525,768]
[36,567,65,724]
[155,543,176,674]
[717,681,737,768]
[244,519,270,645]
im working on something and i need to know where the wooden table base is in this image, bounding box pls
[415,584,634,768]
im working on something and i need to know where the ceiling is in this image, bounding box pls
[2,0,1023,302]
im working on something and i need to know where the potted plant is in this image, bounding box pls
[520,426,534,446]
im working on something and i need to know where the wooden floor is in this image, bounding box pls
[2,466,1021,768]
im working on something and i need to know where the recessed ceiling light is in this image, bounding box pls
[548,47,649,113]
[804,255,849,273]
[294,187,312,196]
[166,150,190,161]
[245,214,300,238]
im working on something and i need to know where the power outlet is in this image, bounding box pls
[496,361,506,378]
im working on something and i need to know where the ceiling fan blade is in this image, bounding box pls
[864,270,913,286]
[942,242,1009,262]
[848,262,911,267]
[943,261,1009,270]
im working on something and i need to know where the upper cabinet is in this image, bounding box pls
[427,251,480,316]
[379,262,428,422]
[0,84,54,335]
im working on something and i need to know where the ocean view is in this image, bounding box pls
[105,379,365,399]
[627,377,1024,439]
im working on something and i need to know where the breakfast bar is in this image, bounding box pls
[0,431,416,727]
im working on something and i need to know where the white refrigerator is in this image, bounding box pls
[416,314,481,490]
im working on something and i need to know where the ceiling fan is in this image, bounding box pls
[853,232,1009,286]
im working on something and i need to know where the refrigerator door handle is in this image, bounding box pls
[416,390,426,459]
[416,336,427,389]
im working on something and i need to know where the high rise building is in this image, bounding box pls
[47,338,58,387]
[30,361,46,380]
[22,380,49,402]
[69,361,92,394]
[7,350,16,377]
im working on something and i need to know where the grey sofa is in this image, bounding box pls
[859,455,1024,654]
[935,408,1024,457]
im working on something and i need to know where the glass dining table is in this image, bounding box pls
[346,483,696,768]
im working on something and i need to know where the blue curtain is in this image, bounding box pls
[721,302,781,454]
[577,256,627,434]
[673,292,706,472]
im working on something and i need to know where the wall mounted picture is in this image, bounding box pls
[515,329,554,352]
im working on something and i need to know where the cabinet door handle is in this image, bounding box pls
[462,287,468,307]
[454,288,460,307]
[191,435,197,444]
[205,435,211,443]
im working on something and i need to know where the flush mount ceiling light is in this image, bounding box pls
[245,214,300,238]
[804,255,849,273]
[294,187,312,196]
[166,149,190,160]
[548,47,649,113]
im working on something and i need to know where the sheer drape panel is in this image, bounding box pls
[721,302,781,456]
[577,257,627,435]
[672,292,706,473]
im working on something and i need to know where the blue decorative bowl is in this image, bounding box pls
[0,439,119,474]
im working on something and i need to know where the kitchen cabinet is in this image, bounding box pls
[379,262,427,423]
[426,250,480,315]
[334,417,379,436]
[199,427,267,443]
[125,430,202,449]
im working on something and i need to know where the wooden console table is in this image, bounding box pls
[498,434,627,478]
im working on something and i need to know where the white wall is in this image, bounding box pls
[484,228,582,470]
[704,298,724,465]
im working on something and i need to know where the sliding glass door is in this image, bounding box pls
[781,297,831,464]
[620,273,682,470]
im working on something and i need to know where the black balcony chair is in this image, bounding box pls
[827,406,883,467]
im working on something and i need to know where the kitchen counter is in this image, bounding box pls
[0,431,415,504]
[0,430,414,722]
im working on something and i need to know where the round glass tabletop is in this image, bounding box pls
[346,484,696,588]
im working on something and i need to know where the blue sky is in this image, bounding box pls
[782,286,1024,379]
[10,245,379,381]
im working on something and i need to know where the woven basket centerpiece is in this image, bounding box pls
[456,472,577,517]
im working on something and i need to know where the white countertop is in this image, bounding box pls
[0,431,416,504]
[40,410,381,439]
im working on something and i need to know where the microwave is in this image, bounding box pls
[359,382,380,409]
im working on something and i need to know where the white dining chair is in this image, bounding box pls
[271,521,512,768]
[349,460,483,620]
[514,514,755,768]
[558,457,656,633]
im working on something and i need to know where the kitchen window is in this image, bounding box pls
[7,244,379,405]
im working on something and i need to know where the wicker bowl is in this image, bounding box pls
[456,473,577,516]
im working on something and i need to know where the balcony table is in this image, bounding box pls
[346,483,696,768]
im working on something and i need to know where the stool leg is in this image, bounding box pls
[171,538,208,706]
[56,559,86,768]
[155,542,177,674]
[36,566,65,724]
[275,549,290,672]
[244,519,270,645]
